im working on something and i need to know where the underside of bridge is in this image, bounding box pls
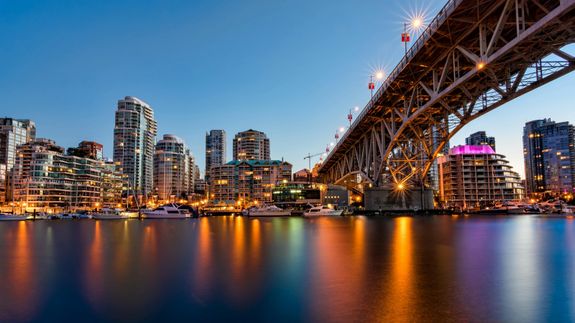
[318,0,575,209]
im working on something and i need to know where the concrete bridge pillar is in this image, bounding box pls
[364,187,434,211]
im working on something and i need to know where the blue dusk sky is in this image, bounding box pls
[0,0,573,177]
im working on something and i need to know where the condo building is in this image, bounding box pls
[113,96,157,200]
[233,129,270,161]
[153,134,195,201]
[0,118,36,202]
[466,131,496,151]
[437,145,524,208]
[523,119,575,196]
[12,139,124,211]
[210,160,292,205]
[205,130,226,185]
[67,141,104,160]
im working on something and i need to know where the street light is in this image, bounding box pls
[368,70,385,97]
[402,15,426,54]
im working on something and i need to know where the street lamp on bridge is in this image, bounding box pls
[402,15,426,54]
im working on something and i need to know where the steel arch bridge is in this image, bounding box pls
[318,0,575,193]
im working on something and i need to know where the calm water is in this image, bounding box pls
[0,215,574,322]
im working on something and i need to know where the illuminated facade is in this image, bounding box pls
[205,130,226,185]
[12,139,125,211]
[233,129,270,161]
[113,96,157,200]
[438,145,524,208]
[0,118,35,203]
[523,119,575,196]
[210,160,292,205]
[153,134,195,201]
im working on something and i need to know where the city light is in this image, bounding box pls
[477,61,486,70]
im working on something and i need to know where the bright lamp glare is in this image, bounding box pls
[375,71,384,80]
[412,17,423,29]
[339,127,345,133]
[354,106,360,112]
[330,142,335,147]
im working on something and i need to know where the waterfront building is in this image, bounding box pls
[272,182,321,205]
[113,96,157,201]
[210,160,292,205]
[437,145,524,208]
[466,131,496,151]
[293,169,311,182]
[523,119,575,197]
[67,141,103,160]
[233,129,270,161]
[153,134,194,202]
[324,185,350,207]
[101,160,125,208]
[0,118,35,203]
[12,139,125,212]
[205,130,226,185]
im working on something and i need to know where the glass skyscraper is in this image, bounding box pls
[523,119,575,196]
[113,96,157,203]
[205,130,226,185]
[0,118,36,202]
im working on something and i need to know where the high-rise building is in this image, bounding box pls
[523,119,575,196]
[113,96,157,201]
[12,138,125,211]
[233,129,270,161]
[210,160,292,205]
[0,118,35,202]
[437,145,524,208]
[153,134,194,201]
[205,130,226,185]
[67,141,104,160]
[466,131,496,151]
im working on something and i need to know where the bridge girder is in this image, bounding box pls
[319,0,575,189]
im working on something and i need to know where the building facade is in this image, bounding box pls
[233,129,270,161]
[67,141,103,160]
[523,119,575,197]
[113,96,157,201]
[438,145,524,208]
[0,118,36,203]
[465,131,496,151]
[210,160,292,205]
[12,139,125,212]
[153,134,195,201]
[205,130,226,185]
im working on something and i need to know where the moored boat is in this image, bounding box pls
[142,204,190,219]
[303,205,344,217]
[0,213,29,221]
[246,205,291,217]
[93,208,129,220]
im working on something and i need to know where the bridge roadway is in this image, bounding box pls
[318,0,575,203]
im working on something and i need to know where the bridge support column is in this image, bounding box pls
[364,187,434,211]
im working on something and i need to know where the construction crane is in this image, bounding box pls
[303,152,325,183]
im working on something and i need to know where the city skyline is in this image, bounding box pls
[1,0,574,177]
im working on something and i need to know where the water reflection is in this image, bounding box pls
[0,222,39,321]
[0,216,574,322]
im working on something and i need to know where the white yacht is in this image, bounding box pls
[142,204,190,219]
[0,213,29,221]
[303,205,344,217]
[246,205,292,217]
[93,208,129,220]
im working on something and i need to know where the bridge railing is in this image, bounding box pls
[322,0,463,167]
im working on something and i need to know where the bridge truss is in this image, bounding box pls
[319,0,575,192]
